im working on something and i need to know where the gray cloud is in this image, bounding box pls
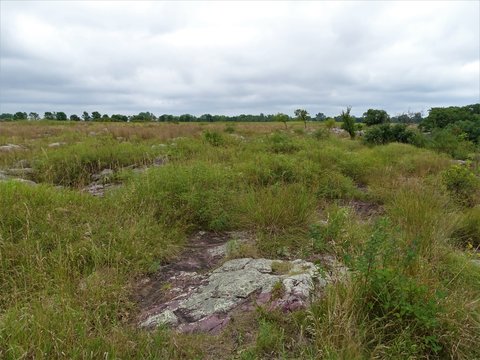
[0,1,478,117]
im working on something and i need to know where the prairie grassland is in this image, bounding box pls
[0,121,478,359]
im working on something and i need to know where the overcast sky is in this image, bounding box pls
[0,1,479,117]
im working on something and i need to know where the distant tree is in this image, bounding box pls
[315,112,326,121]
[213,115,226,122]
[294,109,309,129]
[274,112,290,129]
[410,111,423,123]
[0,113,14,121]
[55,112,67,121]
[392,111,423,124]
[82,111,91,121]
[28,112,40,121]
[421,104,479,131]
[13,112,27,120]
[44,112,55,120]
[158,114,175,122]
[179,114,195,122]
[200,114,213,122]
[340,106,356,139]
[101,114,110,121]
[70,114,81,121]
[91,111,101,121]
[363,109,390,126]
[111,114,128,122]
[393,114,411,123]
[131,112,156,122]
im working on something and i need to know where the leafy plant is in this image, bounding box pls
[340,107,356,139]
[442,164,479,207]
[203,130,224,146]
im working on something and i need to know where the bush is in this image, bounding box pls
[312,128,329,140]
[428,128,475,159]
[203,130,223,146]
[354,219,443,357]
[324,118,336,130]
[364,124,417,145]
[340,107,356,139]
[224,125,235,133]
[442,165,480,207]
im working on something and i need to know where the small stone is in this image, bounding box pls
[0,144,23,152]
[14,159,30,168]
[48,142,67,148]
[12,178,37,186]
[141,310,179,328]
[91,169,114,181]
[5,168,34,176]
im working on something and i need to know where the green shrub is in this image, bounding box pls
[324,118,337,130]
[364,124,418,145]
[224,124,236,133]
[354,219,443,357]
[203,130,224,146]
[312,128,329,140]
[442,165,480,207]
[428,128,476,159]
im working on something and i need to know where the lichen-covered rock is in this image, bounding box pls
[140,258,322,333]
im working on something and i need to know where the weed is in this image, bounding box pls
[271,261,293,275]
[271,280,286,300]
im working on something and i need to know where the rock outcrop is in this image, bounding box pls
[135,231,342,334]
[140,257,322,333]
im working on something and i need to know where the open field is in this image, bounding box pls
[1,121,479,359]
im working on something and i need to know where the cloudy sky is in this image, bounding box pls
[0,1,479,117]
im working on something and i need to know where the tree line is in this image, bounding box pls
[0,109,425,124]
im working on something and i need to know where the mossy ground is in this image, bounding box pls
[0,121,479,359]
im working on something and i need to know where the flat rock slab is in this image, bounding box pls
[136,231,343,334]
[139,257,324,334]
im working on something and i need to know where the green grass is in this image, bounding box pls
[0,122,479,359]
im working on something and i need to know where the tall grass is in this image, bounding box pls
[1,122,479,359]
